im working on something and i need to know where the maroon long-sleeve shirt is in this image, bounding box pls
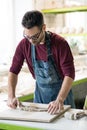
[10,32,75,80]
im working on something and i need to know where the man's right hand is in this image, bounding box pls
[7,97,20,109]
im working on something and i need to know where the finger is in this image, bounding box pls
[7,100,16,109]
[52,106,59,114]
[8,103,17,109]
[48,102,52,109]
[48,102,52,111]
[12,98,18,108]
[48,104,58,114]
[13,100,17,106]
[50,106,57,114]
[48,105,53,113]
[12,101,17,108]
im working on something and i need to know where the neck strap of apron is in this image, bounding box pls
[46,31,61,79]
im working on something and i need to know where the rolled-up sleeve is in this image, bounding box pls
[59,40,75,80]
[10,42,24,75]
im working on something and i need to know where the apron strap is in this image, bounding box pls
[45,31,61,79]
[31,44,35,63]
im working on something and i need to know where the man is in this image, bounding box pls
[7,10,75,114]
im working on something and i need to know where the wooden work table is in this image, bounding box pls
[0,101,87,130]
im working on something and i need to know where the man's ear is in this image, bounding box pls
[42,24,46,31]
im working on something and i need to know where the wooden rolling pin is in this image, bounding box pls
[64,111,87,120]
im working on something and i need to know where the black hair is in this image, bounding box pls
[22,10,44,29]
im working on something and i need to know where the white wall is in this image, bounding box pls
[0,0,14,64]
[0,0,34,64]
[14,0,34,47]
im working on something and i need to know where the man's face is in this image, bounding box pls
[23,26,45,45]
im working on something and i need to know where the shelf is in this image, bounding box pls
[42,5,87,14]
[59,33,87,37]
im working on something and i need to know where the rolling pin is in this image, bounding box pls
[64,111,86,120]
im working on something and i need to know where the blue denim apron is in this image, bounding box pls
[31,32,75,108]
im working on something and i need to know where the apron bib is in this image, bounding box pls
[31,32,75,108]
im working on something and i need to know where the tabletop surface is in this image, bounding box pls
[0,101,87,130]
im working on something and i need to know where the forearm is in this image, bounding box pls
[57,76,73,102]
[8,72,18,98]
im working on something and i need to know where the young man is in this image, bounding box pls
[7,10,75,114]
